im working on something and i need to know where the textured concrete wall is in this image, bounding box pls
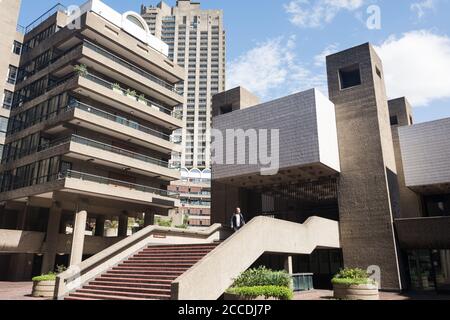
[389,98,423,218]
[398,117,450,188]
[212,88,340,180]
[327,43,402,290]
[212,86,260,117]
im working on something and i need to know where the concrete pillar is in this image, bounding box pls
[144,212,155,227]
[95,216,105,237]
[284,255,293,275]
[118,214,128,237]
[41,204,62,273]
[69,209,87,266]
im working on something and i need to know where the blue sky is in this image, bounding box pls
[18,0,450,123]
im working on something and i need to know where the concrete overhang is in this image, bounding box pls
[212,89,341,187]
[399,117,450,194]
[395,217,450,249]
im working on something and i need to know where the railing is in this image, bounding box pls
[83,40,183,96]
[2,133,171,169]
[70,135,170,168]
[25,3,67,34]
[82,73,182,120]
[16,24,25,33]
[64,170,179,199]
[72,101,171,141]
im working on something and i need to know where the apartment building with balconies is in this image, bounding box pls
[0,0,185,281]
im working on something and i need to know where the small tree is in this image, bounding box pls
[74,64,88,76]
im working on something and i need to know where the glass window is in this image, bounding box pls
[2,90,14,109]
[7,65,18,84]
[12,41,22,55]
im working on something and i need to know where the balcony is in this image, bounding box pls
[0,170,180,208]
[1,134,180,181]
[82,40,183,97]
[5,100,181,156]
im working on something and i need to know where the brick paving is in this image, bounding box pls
[0,282,48,300]
[294,289,450,300]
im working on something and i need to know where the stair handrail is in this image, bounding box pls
[54,223,226,299]
[171,216,340,300]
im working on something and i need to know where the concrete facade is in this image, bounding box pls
[326,43,403,290]
[0,0,184,281]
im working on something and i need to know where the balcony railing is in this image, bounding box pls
[71,100,171,141]
[83,40,183,96]
[82,73,182,120]
[25,3,67,34]
[4,170,180,199]
[2,133,172,170]
[70,135,170,168]
[63,170,179,199]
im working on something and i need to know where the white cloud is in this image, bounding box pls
[284,0,365,28]
[411,0,435,19]
[227,36,328,100]
[314,43,339,66]
[374,30,450,107]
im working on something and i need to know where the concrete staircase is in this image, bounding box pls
[65,243,220,300]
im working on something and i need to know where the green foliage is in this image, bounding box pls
[74,64,87,76]
[138,94,146,102]
[232,266,292,288]
[126,89,137,97]
[112,82,121,90]
[55,265,67,274]
[32,273,56,282]
[226,286,293,300]
[155,217,172,227]
[332,268,375,286]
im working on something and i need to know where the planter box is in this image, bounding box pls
[32,280,56,298]
[333,283,379,300]
[224,292,278,301]
[112,88,122,94]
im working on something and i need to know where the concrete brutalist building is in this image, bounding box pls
[212,43,450,293]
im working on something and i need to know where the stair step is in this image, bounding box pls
[145,244,218,249]
[119,263,195,268]
[76,288,170,300]
[83,284,171,295]
[97,276,173,284]
[142,246,217,252]
[114,266,188,272]
[66,292,149,300]
[108,269,184,276]
[134,252,211,257]
[123,259,199,264]
[89,280,171,290]
[105,271,179,279]
[128,256,204,261]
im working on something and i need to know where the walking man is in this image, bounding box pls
[231,207,246,232]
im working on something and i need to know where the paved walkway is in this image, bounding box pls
[294,289,450,300]
[0,282,48,300]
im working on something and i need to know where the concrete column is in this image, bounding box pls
[284,255,293,275]
[118,214,128,237]
[69,209,87,266]
[16,205,28,230]
[144,212,155,227]
[41,204,62,273]
[95,216,105,237]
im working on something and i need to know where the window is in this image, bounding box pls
[390,116,399,126]
[338,64,362,89]
[376,66,382,79]
[12,41,22,55]
[2,90,14,109]
[7,65,18,84]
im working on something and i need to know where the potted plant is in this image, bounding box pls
[74,64,88,77]
[112,83,122,94]
[31,265,67,298]
[225,266,293,300]
[138,94,147,105]
[126,89,137,100]
[332,268,379,300]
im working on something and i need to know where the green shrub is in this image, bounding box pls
[232,266,291,288]
[332,268,375,286]
[32,273,56,282]
[74,64,87,76]
[155,217,172,227]
[227,286,293,300]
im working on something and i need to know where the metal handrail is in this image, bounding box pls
[64,170,179,199]
[83,40,183,95]
[25,3,67,34]
[82,72,182,120]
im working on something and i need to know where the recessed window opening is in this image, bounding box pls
[339,64,362,89]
